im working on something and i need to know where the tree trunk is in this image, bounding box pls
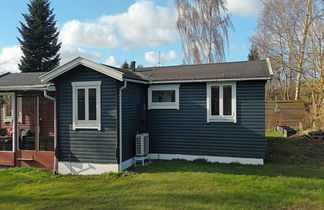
[294,0,312,100]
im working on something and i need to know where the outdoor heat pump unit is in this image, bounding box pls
[135,133,149,156]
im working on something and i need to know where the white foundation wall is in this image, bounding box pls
[150,153,264,165]
[121,157,135,170]
[58,154,264,174]
[58,161,119,175]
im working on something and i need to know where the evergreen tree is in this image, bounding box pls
[121,61,129,69]
[136,64,144,69]
[248,45,260,61]
[17,0,61,72]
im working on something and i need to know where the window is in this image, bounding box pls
[148,85,180,110]
[207,82,236,123]
[2,94,22,123]
[72,81,101,130]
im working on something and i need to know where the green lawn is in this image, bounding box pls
[1,136,324,210]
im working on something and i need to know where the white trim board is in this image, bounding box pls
[148,84,180,110]
[58,161,119,175]
[72,81,102,130]
[150,153,264,165]
[206,82,237,123]
[40,57,124,83]
[0,84,52,91]
[266,58,274,76]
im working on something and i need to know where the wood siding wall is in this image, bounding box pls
[56,66,118,164]
[121,82,147,161]
[265,101,310,130]
[146,81,267,159]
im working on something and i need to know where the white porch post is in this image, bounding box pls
[36,96,40,151]
[12,92,17,152]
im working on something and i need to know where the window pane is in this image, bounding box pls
[152,90,175,102]
[5,104,12,117]
[4,95,12,117]
[77,89,85,120]
[88,88,97,120]
[0,128,12,151]
[211,86,219,115]
[223,85,232,115]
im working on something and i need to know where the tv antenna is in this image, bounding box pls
[158,51,161,66]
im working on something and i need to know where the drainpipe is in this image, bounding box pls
[119,81,127,171]
[43,89,57,175]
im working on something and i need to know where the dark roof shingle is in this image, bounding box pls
[134,60,271,82]
[0,60,271,90]
[103,65,148,81]
[0,72,46,87]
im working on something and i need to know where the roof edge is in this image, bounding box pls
[135,59,268,72]
[0,83,53,91]
[149,77,271,84]
[39,57,124,82]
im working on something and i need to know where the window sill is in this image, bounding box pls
[207,116,236,123]
[148,106,179,110]
[73,125,101,131]
[148,102,179,110]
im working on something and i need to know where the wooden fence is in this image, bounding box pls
[265,101,311,130]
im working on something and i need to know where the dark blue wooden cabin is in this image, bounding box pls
[37,57,272,174]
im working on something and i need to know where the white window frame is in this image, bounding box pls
[72,81,101,130]
[2,93,22,123]
[207,82,236,123]
[148,84,180,110]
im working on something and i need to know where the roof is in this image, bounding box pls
[104,64,148,81]
[0,72,52,90]
[41,57,271,84]
[0,58,272,91]
[40,57,125,82]
[134,60,272,83]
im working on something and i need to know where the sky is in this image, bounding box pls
[0,0,262,74]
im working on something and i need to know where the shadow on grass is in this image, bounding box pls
[131,137,324,180]
[131,159,324,180]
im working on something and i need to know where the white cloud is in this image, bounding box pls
[0,45,22,74]
[227,0,261,17]
[0,44,102,73]
[104,56,120,67]
[59,44,102,64]
[144,50,177,65]
[59,0,178,50]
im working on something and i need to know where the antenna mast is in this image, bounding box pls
[158,51,161,66]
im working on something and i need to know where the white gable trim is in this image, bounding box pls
[39,57,124,82]
[266,58,274,76]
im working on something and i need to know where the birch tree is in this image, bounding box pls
[252,0,324,127]
[175,0,233,64]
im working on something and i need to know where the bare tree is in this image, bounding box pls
[294,0,313,100]
[175,0,233,64]
[252,0,324,128]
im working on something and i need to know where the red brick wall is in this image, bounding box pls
[39,98,54,137]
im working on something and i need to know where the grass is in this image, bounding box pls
[1,135,324,209]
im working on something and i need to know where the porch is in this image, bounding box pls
[0,73,56,171]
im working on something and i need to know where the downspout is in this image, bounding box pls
[119,81,127,171]
[43,90,57,175]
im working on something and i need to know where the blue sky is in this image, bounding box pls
[0,0,261,73]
